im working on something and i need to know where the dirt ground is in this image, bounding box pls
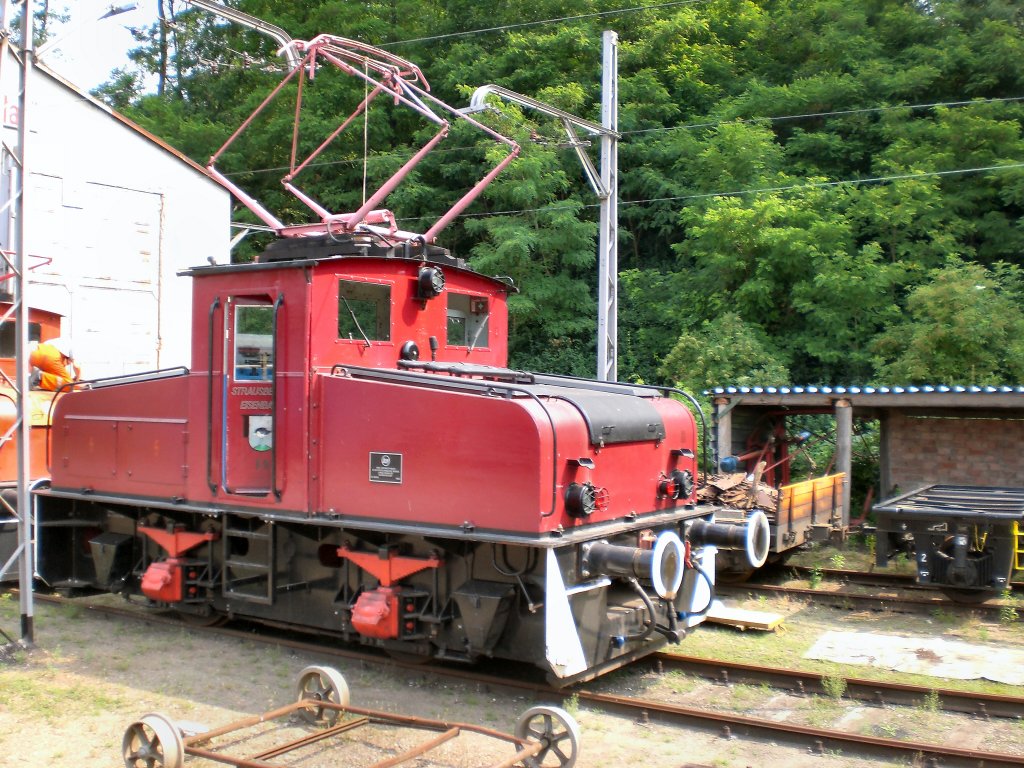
[1,589,1022,768]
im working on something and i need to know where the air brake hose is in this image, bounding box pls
[623,577,657,642]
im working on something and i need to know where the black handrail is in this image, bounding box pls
[270,294,284,500]
[206,297,221,494]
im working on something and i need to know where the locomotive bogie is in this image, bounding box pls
[875,516,1018,595]
[35,493,715,681]
[873,485,1024,601]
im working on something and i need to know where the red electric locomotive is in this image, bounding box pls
[30,32,767,684]
[33,232,766,682]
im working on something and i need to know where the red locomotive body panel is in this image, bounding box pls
[0,390,56,482]
[182,265,313,511]
[315,374,551,528]
[53,375,190,498]
[315,372,697,533]
[308,259,509,371]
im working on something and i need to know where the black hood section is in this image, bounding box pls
[532,385,666,446]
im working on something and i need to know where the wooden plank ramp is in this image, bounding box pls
[705,600,786,632]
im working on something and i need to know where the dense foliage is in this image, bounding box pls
[97,0,1024,390]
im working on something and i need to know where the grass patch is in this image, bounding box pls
[999,589,1020,624]
[808,566,823,589]
[918,689,940,713]
[661,669,700,695]
[0,670,129,720]
[562,692,580,717]
[803,696,844,728]
[727,682,773,710]
[820,674,846,700]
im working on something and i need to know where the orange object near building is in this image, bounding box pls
[29,338,80,391]
[0,304,63,484]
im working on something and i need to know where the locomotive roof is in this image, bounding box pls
[180,233,516,292]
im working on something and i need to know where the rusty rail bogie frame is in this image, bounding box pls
[207,34,520,243]
[179,699,545,768]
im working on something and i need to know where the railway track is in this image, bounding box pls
[717,579,1023,621]
[782,565,1024,596]
[649,652,1024,719]
[12,589,1024,768]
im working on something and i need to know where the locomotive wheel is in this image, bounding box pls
[939,587,993,604]
[296,665,350,726]
[514,706,580,768]
[122,713,184,768]
[385,648,434,665]
[716,568,754,584]
[175,609,228,628]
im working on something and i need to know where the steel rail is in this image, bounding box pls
[18,591,1024,768]
[575,689,1024,768]
[716,581,1023,622]
[650,652,1024,719]
[781,565,1024,594]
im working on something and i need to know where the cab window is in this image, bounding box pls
[447,293,489,349]
[0,321,41,357]
[339,280,391,342]
[234,304,274,381]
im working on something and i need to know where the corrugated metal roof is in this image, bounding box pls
[705,385,1024,411]
[709,385,1024,396]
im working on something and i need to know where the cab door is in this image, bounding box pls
[221,295,282,496]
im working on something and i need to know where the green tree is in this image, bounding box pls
[464,129,598,375]
[93,0,1024,387]
[658,312,790,395]
[873,259,1024,384]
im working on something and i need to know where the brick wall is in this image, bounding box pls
[885,412,1024,494]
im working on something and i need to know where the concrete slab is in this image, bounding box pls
[804,630,1024,685]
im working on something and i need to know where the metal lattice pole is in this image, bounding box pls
[14,0,34,644]
[596,31,618,382]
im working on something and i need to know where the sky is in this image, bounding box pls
[36,1,159,91]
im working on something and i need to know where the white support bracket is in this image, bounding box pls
[185,0,301,69]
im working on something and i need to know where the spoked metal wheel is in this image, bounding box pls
[514,705,580,768]
[122,713,184,768]
[295,665,350,726]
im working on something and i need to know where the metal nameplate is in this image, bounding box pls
[369,452,403,484]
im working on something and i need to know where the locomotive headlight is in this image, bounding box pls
[658,469,695,500]
[399,340,420,361]
[672,469,694,499]
[565,482,608,518]
[416,266,445,300]
[565,482,597,517]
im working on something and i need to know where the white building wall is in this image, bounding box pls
[1,50,230,378]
